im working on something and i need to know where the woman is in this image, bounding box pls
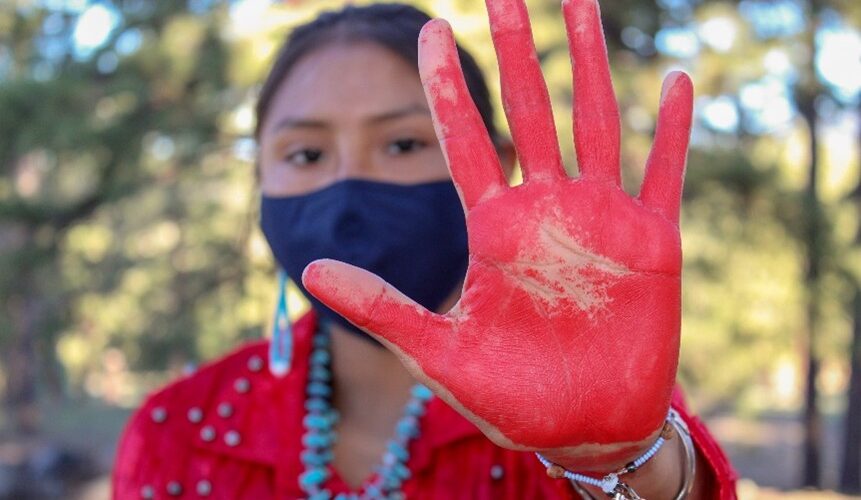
[113,0,737,498]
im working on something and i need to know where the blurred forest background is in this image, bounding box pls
[0,0,859,498]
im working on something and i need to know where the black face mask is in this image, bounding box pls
[260,179,468,341]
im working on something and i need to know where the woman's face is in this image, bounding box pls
[257,42,449,196]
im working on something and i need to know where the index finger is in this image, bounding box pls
[419,19,508,210]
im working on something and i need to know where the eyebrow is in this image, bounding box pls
[366,104,431,124]
[273,104,431,131]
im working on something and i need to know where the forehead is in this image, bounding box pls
[263,42,427,130]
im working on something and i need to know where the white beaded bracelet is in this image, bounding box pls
[535,410,686,499]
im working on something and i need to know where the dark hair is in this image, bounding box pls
[254,3,499,143]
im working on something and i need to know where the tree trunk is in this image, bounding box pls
[797,0,827,483]
[840,289,861,492]
[838,105,861,494]
[3,271,43,435]
[802,329,822,488]
[798,92,822,488]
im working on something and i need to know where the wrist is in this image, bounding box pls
[537,426,664,473]
[536,409,696,499]
[575,425,684,498]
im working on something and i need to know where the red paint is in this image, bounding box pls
[303,0,696,471]
[113,313,738,499]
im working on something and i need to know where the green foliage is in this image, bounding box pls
[0,0,266,404]
[0,0,858,424]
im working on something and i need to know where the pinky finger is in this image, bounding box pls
[639,72,694,224]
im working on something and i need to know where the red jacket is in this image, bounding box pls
[113,313,737,499]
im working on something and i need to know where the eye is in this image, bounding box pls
[284,148,323,166]
[386,138,426,155]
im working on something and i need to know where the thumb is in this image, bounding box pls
[302,259,453,363]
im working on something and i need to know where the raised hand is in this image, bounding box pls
[302,0,693,471]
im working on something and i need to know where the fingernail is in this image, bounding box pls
[660,71,683,103]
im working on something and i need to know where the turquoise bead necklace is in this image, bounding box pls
[298,326,434,500]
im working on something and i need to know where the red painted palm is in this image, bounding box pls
[302,0,694,471]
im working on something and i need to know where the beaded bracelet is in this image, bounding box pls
[561,409,696,500]
[535,410,677,499]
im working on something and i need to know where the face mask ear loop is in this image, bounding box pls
[269,270,293,377]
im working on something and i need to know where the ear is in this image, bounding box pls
[495,138,517,181]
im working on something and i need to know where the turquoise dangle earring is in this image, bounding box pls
[269,270,293,377]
